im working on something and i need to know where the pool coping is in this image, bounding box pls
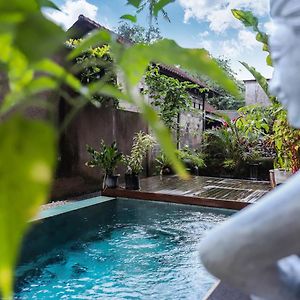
[32,196,115,222]
[102,188,249,210]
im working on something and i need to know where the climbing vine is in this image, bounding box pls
[143,66,198,130]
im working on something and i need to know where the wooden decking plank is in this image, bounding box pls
[103,176,271,210]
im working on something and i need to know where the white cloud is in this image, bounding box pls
[238,30,259,49]
[199,31,209,38]
[201,30,259,59]
[264,21,277,35]
[219,40,240,58]
[178,0,269,33]
[45,0,98,29]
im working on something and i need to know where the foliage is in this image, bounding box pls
[176,146,206,169]
[0,1,240,297]
[0,116,56,299]
[194,58,245,110]
[155,147,205,175]
[144,66,197,130]
[66,39,119,108]
[237,105,273,136]
[123,132,156,175]
[273,110,300,173]
[155,152,172,175]
[203,114,266,174]
[232,9,300,172]
[86,141,122,176]
[117,21,162,44]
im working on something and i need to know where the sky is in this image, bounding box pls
[46,0,274,80]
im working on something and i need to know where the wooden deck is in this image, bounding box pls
[103,176,271,210]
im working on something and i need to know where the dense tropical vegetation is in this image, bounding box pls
[3,1,300,299]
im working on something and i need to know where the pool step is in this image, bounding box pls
[205,282,250,300]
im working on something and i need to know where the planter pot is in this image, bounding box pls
[125,174,140,190]
[269,169,292,188]
[160,167,173,176]
[105,174,120,189]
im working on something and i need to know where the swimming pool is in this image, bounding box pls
[15,198,233,299]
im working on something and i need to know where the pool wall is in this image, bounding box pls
[19,196,116,265]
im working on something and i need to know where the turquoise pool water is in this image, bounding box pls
[15,199,232,299]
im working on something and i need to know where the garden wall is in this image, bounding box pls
[52,102,148,199]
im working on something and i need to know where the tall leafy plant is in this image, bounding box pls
[123,132,156,175]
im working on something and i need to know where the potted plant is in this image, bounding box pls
[86,140,122,189]
[123,132,156,190]
[176,146,206,176]
[155,152,173,176]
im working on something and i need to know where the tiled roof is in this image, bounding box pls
[204,102,216,113]
[158,64,209,89]
[68,15,132,45]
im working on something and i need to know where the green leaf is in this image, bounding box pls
[33,59,81,92]
[0,1,39,13]
[14,13,65,62]
[67,30,112,60]
[120,14,137,23]
[1,77,58,114]
[36,0,60,10]
[88,83,132,103]
[126,0,142,8]
[153,0,175,17]
[0,116,56,299]
[266,54,273,67]
[116,39,240,97]
[231,9,258,28]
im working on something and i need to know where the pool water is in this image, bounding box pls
[15,199,232,299]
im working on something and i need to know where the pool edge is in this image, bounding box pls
[32,196,116,222]
[103,188,248,210]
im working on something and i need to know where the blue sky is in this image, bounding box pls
[47,0,274,80]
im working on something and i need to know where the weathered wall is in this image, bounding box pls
[179,111,204,149]
[244,80,271,106]
[57,102,148,185]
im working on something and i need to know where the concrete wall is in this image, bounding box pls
[244,80,271,106]
[179,110,203,148]
[58,102,148,184]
